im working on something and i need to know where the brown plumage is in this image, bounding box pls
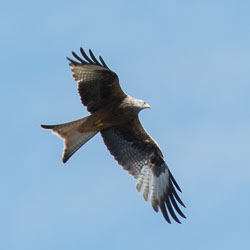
[41,48,186,223]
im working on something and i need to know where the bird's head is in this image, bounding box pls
[131,97,150,112]
[141,100,150,109]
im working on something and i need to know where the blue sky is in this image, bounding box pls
[1,0,250,249]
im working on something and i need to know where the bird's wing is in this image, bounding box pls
[67,48,126,113]
[100,117,186,223]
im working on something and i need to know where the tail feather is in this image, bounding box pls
[41,117,98,163]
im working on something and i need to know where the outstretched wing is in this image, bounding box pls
[101,117,186,223]
[67,48,126,113]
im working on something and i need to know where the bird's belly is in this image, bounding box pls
[77,109,132,133]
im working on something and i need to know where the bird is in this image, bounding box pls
[41,47,186,223]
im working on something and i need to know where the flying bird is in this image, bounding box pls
[41,48,186,223]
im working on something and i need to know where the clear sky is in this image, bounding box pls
[1,0,250,249]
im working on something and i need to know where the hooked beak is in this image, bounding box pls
[143,103,150,109]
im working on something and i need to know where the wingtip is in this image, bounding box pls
[159,201,171,224]
[62,157,67,164]
[62,151,69,164]
[66,56,72,62]
[169,171,182,193]
[41,124,51,129]
[80,47,84,54]
[62,151,71,164]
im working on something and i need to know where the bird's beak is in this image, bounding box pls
[144,103,150,109]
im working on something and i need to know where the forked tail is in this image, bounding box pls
[41,117,98,163]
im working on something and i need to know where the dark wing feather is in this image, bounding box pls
[101,117,185,224]
[68,48,126,113]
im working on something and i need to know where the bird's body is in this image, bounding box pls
[41,48,186,223]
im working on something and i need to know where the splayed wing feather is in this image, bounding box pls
[169,180,185,207]
[160,199,171,223]
[72,51,86,64]
[165,195,181,224]
[99,56,109,68]
[80,47,94,64]
[89,49,102,66]
[168,192,186,218]
[169,171,182,192]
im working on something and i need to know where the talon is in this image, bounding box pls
[95,120,103,127]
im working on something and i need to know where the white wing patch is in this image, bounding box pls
[136,164,170,212]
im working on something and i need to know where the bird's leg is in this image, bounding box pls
[95,119,104,128]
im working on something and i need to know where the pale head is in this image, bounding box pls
[125,96,150,113]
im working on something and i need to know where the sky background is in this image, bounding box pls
[1,0,250,249]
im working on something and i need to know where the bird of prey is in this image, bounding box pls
[41,48,186,223]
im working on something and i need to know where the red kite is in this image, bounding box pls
[41,48,186,223]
